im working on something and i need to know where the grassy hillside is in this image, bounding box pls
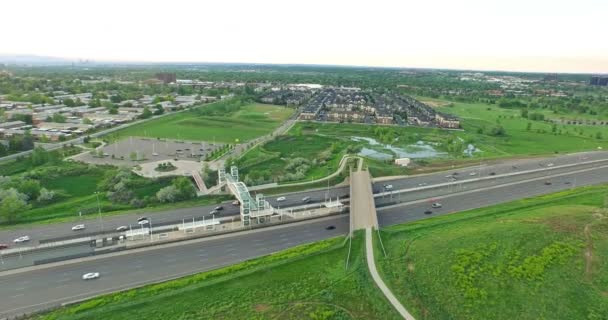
[376,185,608,320]
[33,234,400,320]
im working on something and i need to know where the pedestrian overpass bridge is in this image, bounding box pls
[219,166,274,226]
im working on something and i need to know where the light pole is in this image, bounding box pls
[95,192,103,232]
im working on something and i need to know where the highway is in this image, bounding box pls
[2,150,606,245]
[2,152,608,318]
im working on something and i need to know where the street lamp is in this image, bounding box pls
[95,192,103,232]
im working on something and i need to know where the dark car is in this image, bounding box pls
[489,172,496,176]
[214,206,224,211]
[544,181,552,185]
[325,225,336,230]
[0,244,9,249]
[137,216,149,222]
[424,210,433,215]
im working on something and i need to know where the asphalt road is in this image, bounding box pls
[3,151,607,246]
[2,151,608,318]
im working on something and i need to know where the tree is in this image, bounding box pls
[172,176,196,200]
[521,109,528,118]
[31,147,50,166]
[37,188,55,203]
[52,113,67,123]
[83,118,94,125]
[596,132,603,140]
[140,107,153,119]
[17,178,41,200]
[154,104,164,115]
[156,185,180,203]
[108,106,119,114]
[489,126,507,137]
[526,122,532,131]
[0,188,30,223]
[63,98,75,107]
[22,130,35,150]
[0,143,8,157]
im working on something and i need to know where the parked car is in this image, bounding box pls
[71,224,86,231]
[82,272,100,280]
[431,203,442,208]
[276,196,286,202]
[116,226,128,232]
[13,236,30,243]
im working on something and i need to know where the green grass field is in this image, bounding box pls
[430,100,608,156]
[376,185,608,320]
[33,234,400,320]
[111,103,293,143]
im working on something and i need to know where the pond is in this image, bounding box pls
[351,136,448,160]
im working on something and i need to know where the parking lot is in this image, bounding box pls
[73,137,226,166]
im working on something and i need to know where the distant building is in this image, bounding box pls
[590,76,608,86]
[155,73,176,84]
[394,158,411,167]
[543,73,559,82]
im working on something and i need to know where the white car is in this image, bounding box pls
[469,172,477,176]
[431,202,443,208]
[384,184,393,190]
[137,219,150,225]
[276,197,286,202]
[418,182,427,186]
[547,163,554,167]
[116,226,128,232]
[72,224,86,231]
[13,236,30,243]
[82,272,100,280]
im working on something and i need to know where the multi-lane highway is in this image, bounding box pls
[3,151,606,245]
[2,151,608,318]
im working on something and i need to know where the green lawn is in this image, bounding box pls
[111,103,293,143]
[432,100,608,156]
[33,234,400,320]
[376,185,608,320]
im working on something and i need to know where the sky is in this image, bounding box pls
[2,0,607,73]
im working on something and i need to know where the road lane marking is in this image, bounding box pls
[11,293,24,298]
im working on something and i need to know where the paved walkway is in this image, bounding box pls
[365,228,416,320]
[350,168,378,232]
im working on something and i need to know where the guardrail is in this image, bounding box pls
[374,157,608,198]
